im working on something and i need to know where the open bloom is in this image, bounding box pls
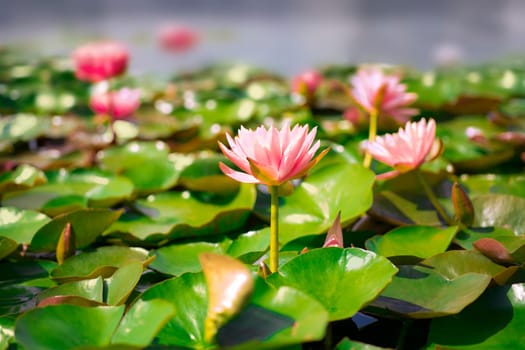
[72,41,129,82]
[350,67,418,125]
[218,122,328,186]
[89,88,141,120]
[291,70,323,97]
[158,24,198,52]
[366,118,436,178]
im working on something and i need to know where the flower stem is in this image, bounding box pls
[363,109,378,168]
[415,169,454,225]
[269,185,280,273]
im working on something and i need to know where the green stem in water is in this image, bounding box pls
[415,169,454,225]
[363,109,378,168]
[269,185,280,273]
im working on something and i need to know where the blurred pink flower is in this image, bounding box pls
[72,41,129,82]
[350,67,418,125]
[89,88,141,120]
[218,122,328,186]
[158,24,198,52]
[366,118,436,178]
[342,107,366,127]
[291,70,323,97]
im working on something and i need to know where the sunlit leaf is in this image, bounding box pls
[426,284,525,349]
[365,226,458,259]
[111,299,175,347]
[15,305,124,350]
[51,246,151,283]
[369,265,491,318]
[267,247,397,320]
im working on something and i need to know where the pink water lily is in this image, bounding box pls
[366,118,436,179]
[350,67,418,125]
[89,88,141,120]
[291,70,323,97]
[218,122,328,186]
[72,41,129,82]
[158,24,198,53]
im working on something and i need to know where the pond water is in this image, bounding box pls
[1,0,524,75]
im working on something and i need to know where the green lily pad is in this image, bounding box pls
[436,116,512,171]
[150,242,227,276]
[178,154,240,195]
[36,277,104,305]
[37,261,143,307]
[471,194,525,234]
[139,272,209,349]
[370,191,442,226]
[105,261,144,306]
[51,246,151,283]
[140,271,329,349]
[405,71,460,107]
[267,247,398,321]
[105,183,255,242]
[0,164,46,196]
[3,169,134,214]
[96,141,171,173]
[149,229,269,276]
[111,299,175,347]
[454,226,516,250]
[0,237,17,260]
[460,173,525,199]
[0,317,15,350]
[426,283,525,349]
[0,207,50,244]
[421,250,517,285]
[369,265,491,318]
[30,209,122,251]
[0,114,51,142]
[15,305,125,350]
[365,226,458,259]
[97,141,180,193]
[267,161,375,244]
[216,279,329,349]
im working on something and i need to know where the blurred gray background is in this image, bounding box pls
[0,0,524,75]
